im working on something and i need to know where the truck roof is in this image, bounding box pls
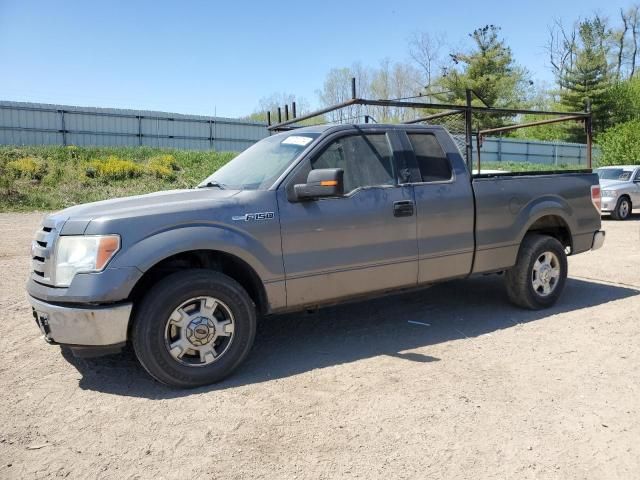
[596,165,638,170]
[287,123,446,135]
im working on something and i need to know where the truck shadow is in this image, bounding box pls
[62,276,639,398]
[602,212,640,221]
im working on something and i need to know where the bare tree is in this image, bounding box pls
[317,66,367,122]
[408,32,446,90]
[546,19,578,87]
[615,8,630,80]
[245,93,310,123]
[629,5,640,77]
[370,59,391,121]
[316,60,423,124]
[257,93,309,118]
[612,5,640,79]
[390,62,423,121]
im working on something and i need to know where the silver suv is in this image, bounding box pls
[597,166,640,220]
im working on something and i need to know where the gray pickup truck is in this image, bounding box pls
[27,124,605,387]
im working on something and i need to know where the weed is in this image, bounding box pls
[6,157,48,180]
[87,156,143,180]
[0,145,236,211]
[147,154,179,179]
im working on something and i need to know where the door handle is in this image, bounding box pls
[393,200,414,217]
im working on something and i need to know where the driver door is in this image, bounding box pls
[277,130,418,308]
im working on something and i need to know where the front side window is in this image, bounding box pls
[407,133,452,182]
[311,134,395,193]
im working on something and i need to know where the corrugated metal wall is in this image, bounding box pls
[0,100,597,164]
[474,136,594,166]
[0,101,268,151]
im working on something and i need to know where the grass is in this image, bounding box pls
[0,146,236,211]
[0,145,595,212]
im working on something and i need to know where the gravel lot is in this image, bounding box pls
[0,212,639,479]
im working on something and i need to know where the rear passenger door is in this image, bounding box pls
[401,129,475,283]
[278,130,418,307]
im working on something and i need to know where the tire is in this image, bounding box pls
[611,196,631,220]
[505,234,568,310]
[132,269,256,388]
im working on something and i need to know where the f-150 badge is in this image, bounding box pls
[232,212,275,221]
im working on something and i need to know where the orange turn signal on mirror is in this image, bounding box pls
[320,180,338,186]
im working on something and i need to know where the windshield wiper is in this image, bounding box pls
[198,181,225,189]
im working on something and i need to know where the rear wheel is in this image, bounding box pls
[611,196,631,220]
[505,234,568,309]
[132,269,256,388]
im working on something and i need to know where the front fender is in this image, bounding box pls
[110,225,284,282]
[613,187,633,197]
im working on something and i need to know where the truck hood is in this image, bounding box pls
[599,179,629,189]
[48,188,240,235]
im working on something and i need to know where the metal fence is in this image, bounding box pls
[473,136,596,166]
[414,110,597,167]
[0,100,598,164]
[0,101,269,151]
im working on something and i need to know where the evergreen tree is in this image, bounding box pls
[559,18,612,132]
[437,25,530,107]
[436,25,531,127]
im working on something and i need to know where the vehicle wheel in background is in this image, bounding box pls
[611,196,631,220]
[505,234,568,310]
[132,269,256,388]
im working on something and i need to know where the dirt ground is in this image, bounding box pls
[0,212,638,480]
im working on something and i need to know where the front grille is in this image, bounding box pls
[31,223,58,284]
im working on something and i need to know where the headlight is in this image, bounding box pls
[601,190,618,198]
[54,235,120,287]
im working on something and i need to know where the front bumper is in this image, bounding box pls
[591,230,605,251]
[28,295,131,347]
[26,266,143,304]
[601,198,616,212]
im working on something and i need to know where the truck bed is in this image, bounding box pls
[471,171,601,274]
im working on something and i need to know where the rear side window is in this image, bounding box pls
[311,134,395,193]
[407,133,452,182]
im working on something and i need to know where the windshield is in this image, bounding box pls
[199,132,320,190]
[597,168,633,181]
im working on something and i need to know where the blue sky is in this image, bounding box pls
[0,0,629,117]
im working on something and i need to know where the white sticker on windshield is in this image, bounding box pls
[282,136,313,146]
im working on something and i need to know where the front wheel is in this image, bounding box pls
[611,196,631,220]
[505,234,568,310]
[132,269,256,388]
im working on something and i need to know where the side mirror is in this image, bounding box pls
[294,168,344,200]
